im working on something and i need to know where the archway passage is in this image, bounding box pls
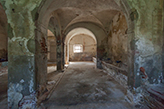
[35,0,133,108]
[69,35,96,61]
[65,28,97,65]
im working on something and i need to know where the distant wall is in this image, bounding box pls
[69,34,96,61]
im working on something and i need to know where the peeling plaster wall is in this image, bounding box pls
[0,0,43,108]
[0,4,7,61]
[69,34,96,61]
[101,12,128,85]
[106,12,128,68]
[126,0,163,86]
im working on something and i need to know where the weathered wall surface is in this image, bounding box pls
[0,4,7,61]
[69,34,96,61]
[0,0,43,108]
[47,36,56,62]
[126,0,163,86]
[104,12,128,69]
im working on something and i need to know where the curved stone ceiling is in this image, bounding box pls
[65,27,97,44]
[48,7,120,34]
[38,0,126,34]
[64,13,105,31]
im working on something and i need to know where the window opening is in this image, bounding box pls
[73,44,83,53]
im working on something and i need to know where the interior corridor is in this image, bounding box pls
[0,0,163,108]
[43,62,137,109]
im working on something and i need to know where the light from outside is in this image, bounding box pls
[73,44,83,53]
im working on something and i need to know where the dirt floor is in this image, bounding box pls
[43,62,135,109]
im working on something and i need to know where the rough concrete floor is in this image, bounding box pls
[43,62,135,109]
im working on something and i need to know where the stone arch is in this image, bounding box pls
[64,27,97,65]
[64,22,107,46]
[35,15,59,94]
[36,0,135,89]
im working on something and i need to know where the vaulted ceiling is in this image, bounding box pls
[40,0,124,36]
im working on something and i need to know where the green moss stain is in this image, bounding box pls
[7,24,14,39]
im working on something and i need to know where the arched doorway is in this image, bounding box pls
[36,0,134,91]
[36,0,134,99]
[64,28,97,67]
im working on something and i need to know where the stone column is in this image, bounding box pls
[56,36,62,70]
[56,35,64,71]
[3,1,42,108]
[35,26,47,96]
[127,30,135,88]
[8,25,38,109]
[97,46,104,69]
[61,42,65,69]
[61,35,65,69]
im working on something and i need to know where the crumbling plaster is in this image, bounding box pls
[126,0,163,85]
[0,0,42,108]
[105,12,128,66]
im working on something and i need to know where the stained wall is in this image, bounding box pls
[105,12,128,70]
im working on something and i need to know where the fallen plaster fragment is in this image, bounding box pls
[18,91,37,109]
[8,83,23,109]
[47,81,56,85]
[20,79,25,83]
